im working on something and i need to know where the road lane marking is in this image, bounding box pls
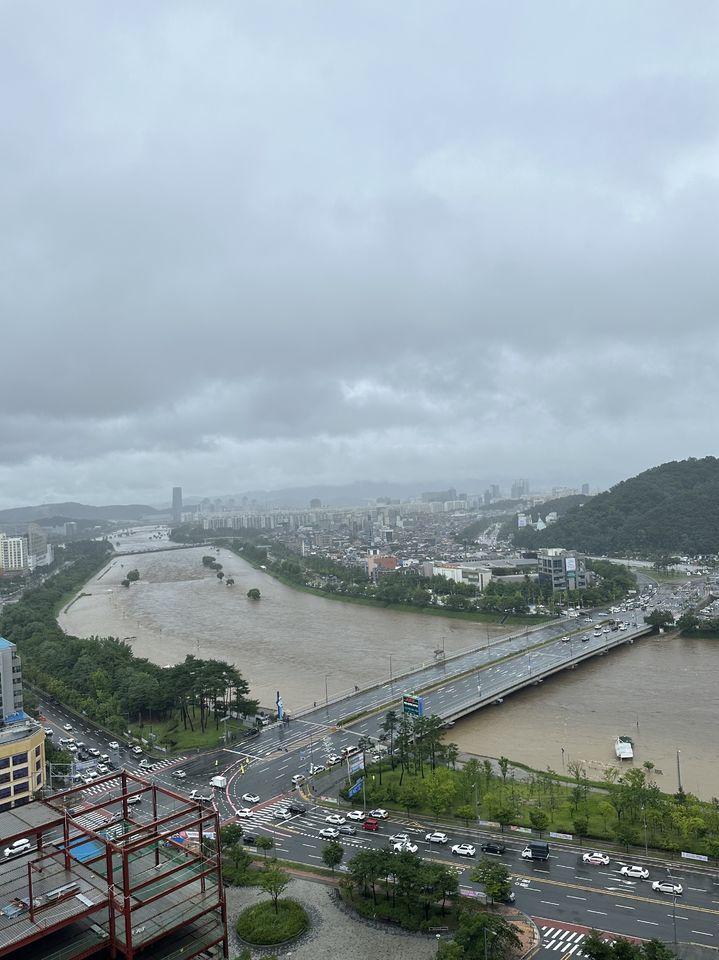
[691,930,714,937]
[615,905,635,910]
[541,901,560,907]
[587,910,607,916]
[636,919,658,925]
[567,896,586,901]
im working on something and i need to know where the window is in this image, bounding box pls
[0,758,9,770]
[14,767,28,779]
[12,752,27,765]
[0,788,11,799]
[35,759,41,771]
[0,773,9,784]
[12,781,29,795]
[35,746,41,757]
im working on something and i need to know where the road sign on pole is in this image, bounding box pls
[402,694,424,718]
[348,778,363,798]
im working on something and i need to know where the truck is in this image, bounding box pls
[210,775,227,789]
[521,840,550,861]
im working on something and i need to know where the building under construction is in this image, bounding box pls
[0,771,227,960]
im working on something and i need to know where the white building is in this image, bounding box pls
[0,535,27,573]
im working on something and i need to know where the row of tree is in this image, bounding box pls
[0,541,258,738]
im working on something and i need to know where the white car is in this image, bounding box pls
[327,755,342,765]
[63,723,73,731]
[325,814,346,825]
[236,808,254,819]
[369,808,388,819]
[291,774,305,785]
[392,840,418,854]
[43,727,54,736]
[620,865,649,880]
[389,833,411,845]
[242,793,260,804]
[652,880,682,896]
[132,746,143,755]
[425,832,449,844]
[4,839,31,858]
[108,741,120,750]
[171,770,187,780]
[273,808,292,820]
[320,827,340,839]
[451,843,476,858]
[347,810,365,821]
[89,748,101,757]
[309,764,326,775]
[582,852,610,866]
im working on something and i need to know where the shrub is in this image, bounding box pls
[236,899,308,945]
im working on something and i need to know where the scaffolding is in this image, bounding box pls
[0,770,228,960]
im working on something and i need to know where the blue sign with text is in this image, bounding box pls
[348,778,364,798]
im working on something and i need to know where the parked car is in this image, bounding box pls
[451,843,476,858]
[582,851,610,866]
[620,865,649,880]
[4,838,31,858]
[480,841,506,856]
[425,832,449,844]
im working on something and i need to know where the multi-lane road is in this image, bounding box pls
[29,589,719,947]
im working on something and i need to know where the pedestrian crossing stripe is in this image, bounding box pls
[539,926,614,957]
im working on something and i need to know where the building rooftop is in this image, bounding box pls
[0,638,13,650]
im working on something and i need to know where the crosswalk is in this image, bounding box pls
[80,757,187,798]
[241,798,368,848]
[539,925,614,956]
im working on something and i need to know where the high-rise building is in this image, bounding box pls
[537,548,587,593]
[581,483,590,496]
[0,534,27,573]
[0,636,45,809]
[0,637,24,721]
[511,479,530,499]
[172,486,183,523]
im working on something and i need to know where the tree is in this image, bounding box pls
[454,910,521,960]
[529,808,550,837]
[470,859,512,904]
[259,864,290,914]
[322,840,344,875]
[126,568,140,582]
[425,769,457,820]
[644,609,674,629]
[496,805,515,833]
[255,835,274,858]
[573,816,589,846]
[455,804,477,826]
[247,588,261,600]
[121,579,130,588]
[216,570,224,581]
[614,823,638,851]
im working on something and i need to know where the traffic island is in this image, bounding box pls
[236,899,309,946]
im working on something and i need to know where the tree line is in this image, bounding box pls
[0,540,258,739]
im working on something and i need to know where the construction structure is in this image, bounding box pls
[0,771,227,959]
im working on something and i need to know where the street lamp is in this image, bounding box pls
[666,867,678,946]
[676,749,683,792]
[324,674,330,716]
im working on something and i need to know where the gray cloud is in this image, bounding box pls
[1,1,718,506]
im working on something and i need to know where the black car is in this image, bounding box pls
[287,802,307,815]
[242,834,257,845]
[480,841,506,856]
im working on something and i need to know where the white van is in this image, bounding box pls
[4,838,31,858]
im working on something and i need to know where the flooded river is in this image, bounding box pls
[59,531,719,797]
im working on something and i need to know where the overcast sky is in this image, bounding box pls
[1,2,718,508]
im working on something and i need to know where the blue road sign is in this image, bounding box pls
[348,778,363,798]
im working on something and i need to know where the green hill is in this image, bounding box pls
[514,457,719,556]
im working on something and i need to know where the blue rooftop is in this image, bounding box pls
[0,637,14,649]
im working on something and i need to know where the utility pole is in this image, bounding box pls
[676,749,682,792]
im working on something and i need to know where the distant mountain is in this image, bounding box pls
[0,502,159,524]
[514,457,719,556]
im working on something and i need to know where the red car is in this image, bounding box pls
[363,818,380,831]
